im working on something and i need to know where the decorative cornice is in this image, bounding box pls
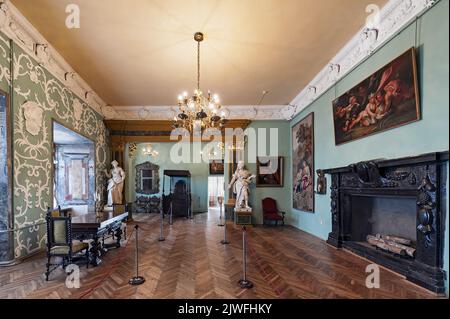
[282,0,437,120]
[0,0,436,122]
[105,105,287,121]
[0,0,106,116]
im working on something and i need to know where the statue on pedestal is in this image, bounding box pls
[228,160,256,211]
[105,160,126,207]
[316,169,327,195]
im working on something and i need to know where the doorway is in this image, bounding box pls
[52,121,95,214]
[208,176,224,208]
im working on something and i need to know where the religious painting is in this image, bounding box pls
[256,157,284,187]
[209,159,224,175]
[332,48,420,145]
[292,113,314,212]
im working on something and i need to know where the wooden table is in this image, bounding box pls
[71,211,128,266]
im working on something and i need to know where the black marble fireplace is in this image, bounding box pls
[323,152,448,293]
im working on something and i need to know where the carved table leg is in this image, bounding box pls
[101,235,108,255]
[115,227,123,248]
[90,235,102,267]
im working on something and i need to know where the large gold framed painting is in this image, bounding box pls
[292,113,314,212]
[332,48,420,145]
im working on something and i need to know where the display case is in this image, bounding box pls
[162,170,192,218]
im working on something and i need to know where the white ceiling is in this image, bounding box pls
[11,0,387,107]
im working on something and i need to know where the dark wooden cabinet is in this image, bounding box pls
[162,170,192,219]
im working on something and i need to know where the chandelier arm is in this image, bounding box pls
[197,41,201,91]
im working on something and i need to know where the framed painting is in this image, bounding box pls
[332,48,420,145]
[256,156,284,187]
[292,113,314,212]
[209,159,224,175]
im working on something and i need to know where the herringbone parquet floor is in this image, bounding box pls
[0,211,441,299]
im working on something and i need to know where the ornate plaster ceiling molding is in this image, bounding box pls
[282,0,437,120]
[0,0,106,116]
[106,105,287,121]
[1,0,436,122]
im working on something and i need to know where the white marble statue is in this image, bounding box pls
[228,160,256,211]
[104,160,126,206]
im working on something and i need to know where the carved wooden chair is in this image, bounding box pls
[262,198,285,226]
[45,207,89,281]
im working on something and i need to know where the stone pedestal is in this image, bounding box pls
[235,207,252,225]
[225,199,236,221]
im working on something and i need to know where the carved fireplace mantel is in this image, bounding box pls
[322,151,448,294]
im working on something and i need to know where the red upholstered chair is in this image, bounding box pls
[262,198,285,226]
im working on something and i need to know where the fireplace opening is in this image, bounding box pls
[350,195,417,257]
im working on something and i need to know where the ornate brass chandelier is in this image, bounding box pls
[142,144,159,158]
[173,32,227,133]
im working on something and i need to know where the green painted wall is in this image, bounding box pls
[241,120,291,225]
[0,31,109,259]
[288,1,449,295]
[126,142,211,213]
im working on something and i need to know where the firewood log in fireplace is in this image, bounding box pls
[381,235,412,246]
[367,235,406,256]
[384,239,416,258]
[366,235,416,258]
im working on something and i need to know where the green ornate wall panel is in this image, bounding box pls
[0,31,109,259]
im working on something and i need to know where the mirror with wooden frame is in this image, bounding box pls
[135,161,160,195]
